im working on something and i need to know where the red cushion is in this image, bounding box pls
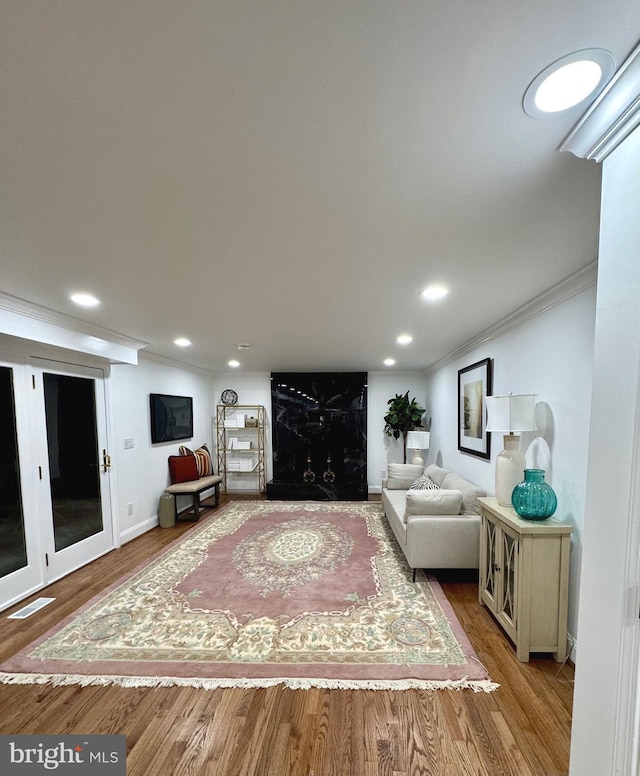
[168,455,199,484]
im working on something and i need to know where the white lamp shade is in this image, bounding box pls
[406,430,430,449]
[485,394,537,433]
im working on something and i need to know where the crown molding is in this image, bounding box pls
[0,292,147,364]
[140,350,218,378]
[560,42,640,162]
[424,261,598,376]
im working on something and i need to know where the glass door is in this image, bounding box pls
[33,360,114,583]
[0,362,42,608]
[0,367,27,575]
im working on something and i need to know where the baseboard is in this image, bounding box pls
[120,515,159,544]
[567,633,577,665]
[369,485,382,495]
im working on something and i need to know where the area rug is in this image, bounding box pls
[0,501,497,692]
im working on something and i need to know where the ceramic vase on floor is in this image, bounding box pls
[511,468,557,521]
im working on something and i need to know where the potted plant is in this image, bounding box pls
[383,391,426,462]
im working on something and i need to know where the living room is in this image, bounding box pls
[0,247,610,776]
[1,3,640,775]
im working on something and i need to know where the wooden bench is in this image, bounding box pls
[165,474,223,521]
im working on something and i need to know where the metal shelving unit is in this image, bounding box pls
[216,404,266,494]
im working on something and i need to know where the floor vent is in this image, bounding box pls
[8,597,56,619]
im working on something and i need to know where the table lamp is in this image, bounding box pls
[485,394,537,506]
[406,430,431,467]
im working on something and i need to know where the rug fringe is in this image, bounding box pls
[0,672,499,693]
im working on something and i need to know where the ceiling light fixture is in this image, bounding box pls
[523,48,615,119]
[70,292,101,308]
[396,334,413,345]
[228,359,240,368]
[174,337,191,347]
[420,284,449,302]
[383,358,396,366]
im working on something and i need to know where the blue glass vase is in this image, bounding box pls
[511,469,557,521]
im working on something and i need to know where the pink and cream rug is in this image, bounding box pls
[0,502,497,692]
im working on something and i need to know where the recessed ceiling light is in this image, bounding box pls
[383,358,396,366]
[174,337,191,347]
[420,284,449,302]
[228,359,240,368]
[70,292,101,308]
[523,49,615,119]
[396,334,413,345]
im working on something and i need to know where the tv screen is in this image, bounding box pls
[150,393,193,443]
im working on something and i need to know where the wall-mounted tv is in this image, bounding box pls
[150,393,193,443]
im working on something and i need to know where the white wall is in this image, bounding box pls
[424,286,596,646]
[211,370,426,493]
[109,355,216,540]
[367,372,427,491]
[212,372,272,490]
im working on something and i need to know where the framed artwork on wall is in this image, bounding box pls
[458,358,492,459]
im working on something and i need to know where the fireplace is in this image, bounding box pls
[266,372,367,500]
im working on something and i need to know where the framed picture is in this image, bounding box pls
[458,358,492,459]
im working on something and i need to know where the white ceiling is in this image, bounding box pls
[1,1,638,373]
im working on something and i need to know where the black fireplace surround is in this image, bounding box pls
[266,372,367,501]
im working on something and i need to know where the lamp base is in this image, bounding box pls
[495,434,526,506]
[410,451,425,467]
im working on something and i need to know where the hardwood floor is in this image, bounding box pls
[0,496,574,776]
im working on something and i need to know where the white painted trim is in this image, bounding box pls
[120,516,160,544]
[0,582,47,615]
[140,350,217,378]
[560,41,640,162]
[567,633,577,666]
[0,292,147,364]
[424,262,597,376]
[611,354,640,776]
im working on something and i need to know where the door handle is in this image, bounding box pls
[103,449,112,472]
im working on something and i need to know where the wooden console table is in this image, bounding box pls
[478,497,573,662]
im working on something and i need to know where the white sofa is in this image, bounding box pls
[381,463,486,577]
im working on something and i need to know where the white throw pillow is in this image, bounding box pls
[441,472,486,515]
[424,464,450,487]
[386,463,424,490]
[404,488,464,516]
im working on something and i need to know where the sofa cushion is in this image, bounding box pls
[405,488,464,517]
[387,463,424,490]
[441,472,486,515]
[168,455,200,484]
[409,474,439,490]
[424,464,450,487]
[179,442,214,477]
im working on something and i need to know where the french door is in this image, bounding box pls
[32,360,114,583]
[0,360,40,608]
[0,358,114,610]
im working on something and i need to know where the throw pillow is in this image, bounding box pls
[168,455,199,484]
[441,472,486,515]
[179,443,214,477]
[409,474,439,490]
[386,463,425,490]
[405,489,464,516]
[424,464,450,487]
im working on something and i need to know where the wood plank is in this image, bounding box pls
[0,495,575,775]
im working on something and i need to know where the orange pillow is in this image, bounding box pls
[168,455,199,484]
